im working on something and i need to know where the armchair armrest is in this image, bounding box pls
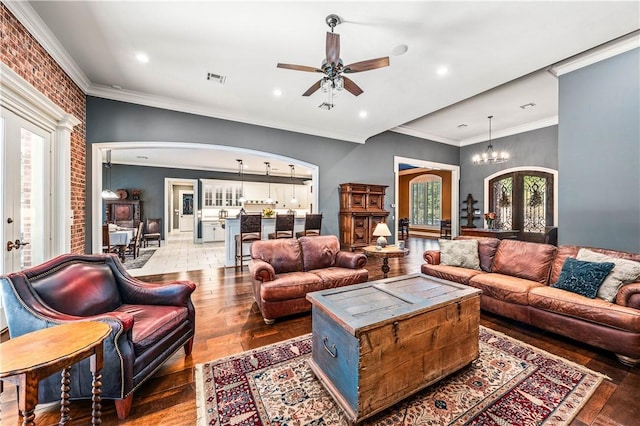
[335,251,367,269]
[249,259,276,282]
[423,250,441,265]
[616,282,640,309]
[110,257,196,306]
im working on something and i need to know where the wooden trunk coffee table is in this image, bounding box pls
[0,321,111,426]
[306,273,481,424]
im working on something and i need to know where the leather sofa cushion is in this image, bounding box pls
[260,272,326,302]
[470,273,545,306]
[421,264,485,285]
[32,263,122,316]
[116,304,189,355]
[529,286,640,332]
[492,239,556,284]
[299,235,339,271]
[456,236,501,272]
[311,268,369,288]
[250,239,303,273]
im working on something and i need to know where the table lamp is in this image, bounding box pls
[373,223,392,248]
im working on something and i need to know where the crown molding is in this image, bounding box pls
[460,116,558,146]
[87,84,367,144]
[550,31,640,77]
[390,125,461,146]
[4,1,91,92]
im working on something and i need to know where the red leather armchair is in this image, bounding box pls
[0,253,196,419]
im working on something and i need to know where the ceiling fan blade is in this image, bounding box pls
[342,76,364,96]
[326,32,340,65]
[302,80,322,97]
[277,63,323,73]
[343,57,390,73]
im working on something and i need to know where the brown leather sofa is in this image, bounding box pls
[0,253,196,419]
[249,235,368,323]
[422,237,640,365]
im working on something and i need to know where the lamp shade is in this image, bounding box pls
[372,223,391,237]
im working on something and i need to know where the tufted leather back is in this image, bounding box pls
[299,235,339,271]
[30,262,123,316]
[492,239,557,284]
[250,238,303,273]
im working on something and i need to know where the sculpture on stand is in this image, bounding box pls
[461,193,480,228]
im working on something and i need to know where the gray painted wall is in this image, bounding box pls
[558,48,640,252]
[86,97,459,250]
[459,125,559,227]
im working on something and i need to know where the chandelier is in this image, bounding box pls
[472,115,509,165]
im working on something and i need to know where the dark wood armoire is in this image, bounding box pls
[338,183,389,251]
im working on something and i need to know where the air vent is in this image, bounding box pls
[318,102,334,110]
[207,72,227,84]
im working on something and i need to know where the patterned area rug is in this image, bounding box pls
[195,326,606,426]
[122,249,156,270]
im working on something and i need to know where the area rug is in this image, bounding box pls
[122,249,156,270]
[195,326,607,426]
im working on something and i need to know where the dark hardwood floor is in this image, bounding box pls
[1,237,638,425]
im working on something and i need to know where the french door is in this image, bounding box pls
[488,170,554,242]
[1,107,51,274]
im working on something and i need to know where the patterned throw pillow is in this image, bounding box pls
[576,248,640,302]
[552,257,615,299]
[439,239,481,270]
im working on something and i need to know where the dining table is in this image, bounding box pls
[110,228,134,261]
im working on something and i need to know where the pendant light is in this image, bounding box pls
[289,164,298,204]
[101,150,120,200]
[472,115,509,165]
[264,162,274,204]
[236,159,246,203]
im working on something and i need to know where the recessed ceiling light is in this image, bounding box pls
[359,111,368,119]
[273,88,283,97]
[391,44,409,56]
[135,52,149,63]
[436,66,449,76]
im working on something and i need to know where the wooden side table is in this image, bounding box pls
[362,245,410,278]
[0,321,111,426]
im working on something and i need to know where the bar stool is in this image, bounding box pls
[268,214,295,239]
[235,213,262,269]
[295,213,323,238]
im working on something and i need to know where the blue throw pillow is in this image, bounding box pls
[552,257,615,298]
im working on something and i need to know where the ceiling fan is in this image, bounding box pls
[277,14,390,100]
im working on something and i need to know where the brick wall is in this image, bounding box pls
[1,4,86,253]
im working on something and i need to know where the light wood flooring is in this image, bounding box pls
[1,237,638,425]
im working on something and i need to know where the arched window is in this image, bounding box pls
[489,170,554,241]
[410,175,442,226]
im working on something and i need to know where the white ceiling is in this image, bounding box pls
[15,1,640,172]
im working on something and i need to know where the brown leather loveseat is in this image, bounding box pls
[249,235,368,323]
[422,237,640,365]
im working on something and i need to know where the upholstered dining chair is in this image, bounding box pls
[142,218,161,247]
[295,213,322,238]
[268,214,295,239]
[235,213,262,269]
[0,253,196,420]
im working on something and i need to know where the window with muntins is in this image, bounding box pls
[410,175,442,226]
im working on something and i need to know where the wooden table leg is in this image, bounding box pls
[90,344,105,425]
[17,373,38,426]
[59,366,71,425]
[381,258,390,278]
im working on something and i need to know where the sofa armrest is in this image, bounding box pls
[423,250,441,265]
[616,282,640,309]
[249,259,276,282]
[335,251,367,269]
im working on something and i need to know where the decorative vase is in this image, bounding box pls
[487,219,494,229]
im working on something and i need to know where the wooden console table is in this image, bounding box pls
[461,228,519,239]
[0,322,110,425]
